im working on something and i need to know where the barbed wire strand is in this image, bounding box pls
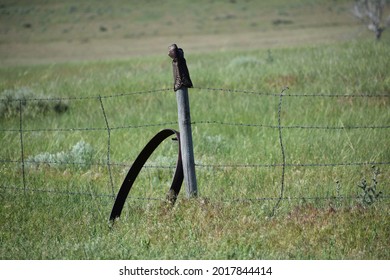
[0,121,179,133]
[2,120,389,133]
[0,88,173,102]
[1,184,389,204]
[2,87,390,104]
[193,87,390,98]
[191,120,390,130]
[1,158,389,170]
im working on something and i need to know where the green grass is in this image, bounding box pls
[1,193,389,259]
[1,0,390,259]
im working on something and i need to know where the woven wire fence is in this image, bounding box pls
[1,87,389,208]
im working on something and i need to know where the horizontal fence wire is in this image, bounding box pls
[1,87,389,205]
[191,120,390,130]
[0,122,179,133]
[2,184,390,205]
[2,121,389,133]
[2,87,389,103]
[1,158,389,169]
[193,87,390,97]
[0,88,173,102]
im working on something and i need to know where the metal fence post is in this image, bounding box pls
[168,44,198,197]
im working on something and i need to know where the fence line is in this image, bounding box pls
[2,184,390,205]
[1,87,389,206]
[2,158,389,169]
[3,121,390,133]
[2,87,389,103]
[0,88,172,102]
[193,87,390,97]
[191,120,390,130]
[3,122,390,133]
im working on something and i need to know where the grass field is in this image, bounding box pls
[0,0,381,65]
[1,0,389,259]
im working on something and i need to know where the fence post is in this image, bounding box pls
[168,44,198,198]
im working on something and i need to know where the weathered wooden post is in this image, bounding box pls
[168,44,198,198]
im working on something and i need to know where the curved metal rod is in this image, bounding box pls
[109,129,183,221]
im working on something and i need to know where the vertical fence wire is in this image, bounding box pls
[273,87,288,215]
[18,100,26,192]
[98,96,115,198]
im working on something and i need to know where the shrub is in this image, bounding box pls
[0,88,68,118]
[27,141,95,170]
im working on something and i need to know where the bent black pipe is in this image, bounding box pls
[109,129,183,221]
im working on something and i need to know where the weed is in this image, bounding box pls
[335,180,341,197]
[331,180,343,208]
[357,166,382,206]
[266,49,274,64]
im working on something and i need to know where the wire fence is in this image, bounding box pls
[1,87,389,208]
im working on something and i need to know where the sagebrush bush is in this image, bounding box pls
[0,88,68,118]
[27,141,95,170]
